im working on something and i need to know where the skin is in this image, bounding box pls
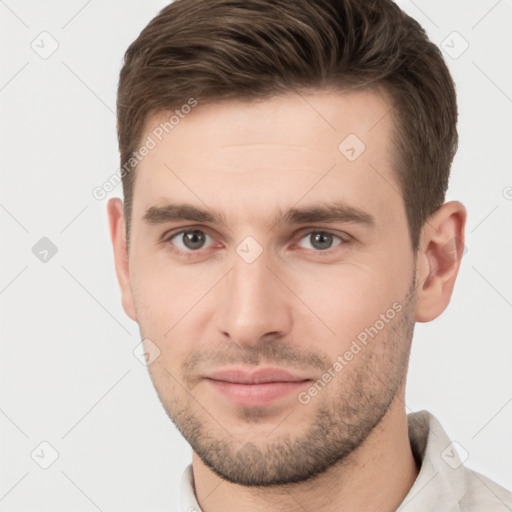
[108,88,466,512]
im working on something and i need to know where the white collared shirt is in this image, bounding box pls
[180,410,512,511]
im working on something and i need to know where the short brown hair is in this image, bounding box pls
[117,0,458,252]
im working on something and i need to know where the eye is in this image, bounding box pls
[166,229,215,252]
[297,231,345,251]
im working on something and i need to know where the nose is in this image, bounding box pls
[214,247,293,348]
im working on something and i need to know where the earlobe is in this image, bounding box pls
[414,201,467,323]
[107,198,138,323]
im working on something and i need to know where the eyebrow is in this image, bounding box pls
[142,201,376,229]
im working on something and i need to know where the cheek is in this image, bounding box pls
[131,256,218,358]
[145,260,190,320]
[289,263,404,347]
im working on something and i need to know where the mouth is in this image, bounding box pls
[204,367,312,406]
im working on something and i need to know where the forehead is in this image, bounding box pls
[132,88,402,230]
[142,87,394,158]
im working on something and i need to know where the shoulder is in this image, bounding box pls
[404,410,512,511]
[459,467,512,511]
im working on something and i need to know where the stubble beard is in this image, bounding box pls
[146,278,417,487]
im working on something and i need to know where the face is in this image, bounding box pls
[123,89,418,486]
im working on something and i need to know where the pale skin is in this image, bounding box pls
[108,88,466,512]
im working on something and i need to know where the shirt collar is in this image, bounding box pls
[397,410,466,511]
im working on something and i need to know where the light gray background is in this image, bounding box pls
[1,0,511,510]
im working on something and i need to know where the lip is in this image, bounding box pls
[205,367,312,407]
[207,367,309,384]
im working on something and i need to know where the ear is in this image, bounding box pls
[107,198,138,323]
[414,201,467,323]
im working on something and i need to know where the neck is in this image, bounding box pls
[191,391,419,512]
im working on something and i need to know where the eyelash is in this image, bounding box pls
[161,227,351,257]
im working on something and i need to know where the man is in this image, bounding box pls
[107,0,512,510]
